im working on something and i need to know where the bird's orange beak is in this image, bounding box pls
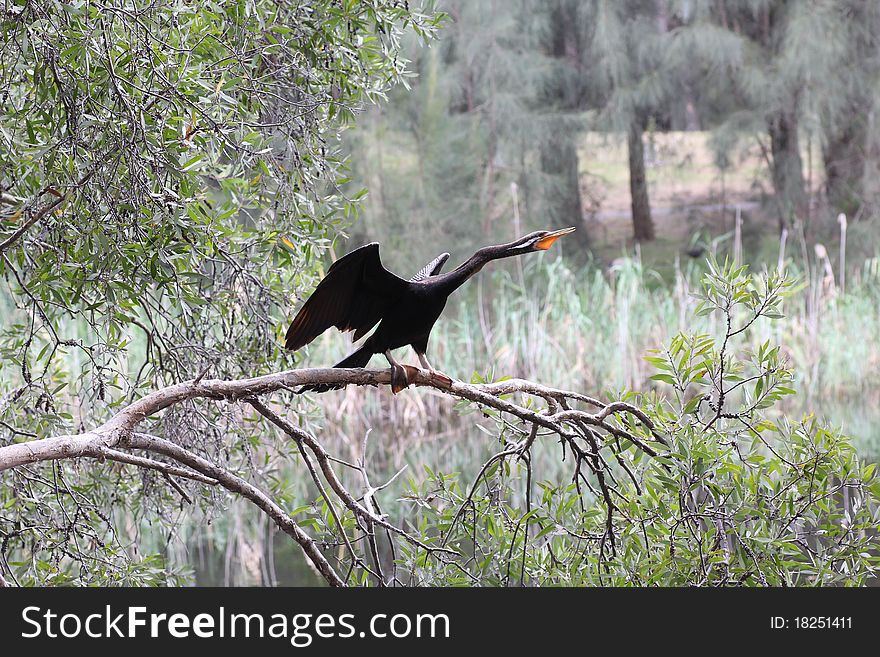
[535,226,576,250]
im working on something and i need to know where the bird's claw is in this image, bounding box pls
[389,365,453,393]
[426,369,453,387]
[390,363,410,394]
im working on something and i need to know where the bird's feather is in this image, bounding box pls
[409,252,450,282]
[285,243,408,350]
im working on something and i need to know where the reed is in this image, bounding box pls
[4,253,880,583]
[301,252,880,469]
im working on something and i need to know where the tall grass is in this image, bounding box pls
[4,252,880,583]
[302,252,880,466]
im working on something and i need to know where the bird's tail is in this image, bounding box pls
[334,345,374,369]
[297,345,374,394]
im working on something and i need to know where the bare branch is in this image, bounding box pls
[0,366,663,587]
[98,445,219,485]
[0,170,96,256]
[120,433,345,587]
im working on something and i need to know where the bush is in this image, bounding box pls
[399,259,880,585]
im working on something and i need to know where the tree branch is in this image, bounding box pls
[120,432,345,587]
[0,170,95,256]
[0,367,664,586]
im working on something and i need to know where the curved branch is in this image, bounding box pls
[0,366,663,587]
[96,445,219,485]
[120,433,345,587]
[0,367,385,472]
[0,367,664,472]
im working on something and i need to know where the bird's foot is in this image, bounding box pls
[389,365,452,392]
[390,363,410,394]
[425,369,453,387]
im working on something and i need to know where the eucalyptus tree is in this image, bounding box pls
[0,0,441,585]
[669,1,880,225]
[589,0,690,243]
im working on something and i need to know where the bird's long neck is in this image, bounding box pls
[428,244,518,296]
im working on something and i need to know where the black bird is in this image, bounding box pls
[285,227,576,393]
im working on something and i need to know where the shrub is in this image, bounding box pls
[399,260,880,585]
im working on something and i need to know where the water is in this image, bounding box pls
[193,533,327,587]
[816,397,880,462]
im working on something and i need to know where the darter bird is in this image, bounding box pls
[285,227,576,393]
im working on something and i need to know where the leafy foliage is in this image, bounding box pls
[1,1,876,588]
[0,0,441,585]
[396,261,879,585]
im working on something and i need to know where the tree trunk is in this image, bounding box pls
[540,131,587,247]
[537,0,588,251]
[768,111,806,226]
[628,119,655,242]
[823,110,867,217]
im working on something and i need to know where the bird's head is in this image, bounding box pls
[504,227,577,255]
[437,226,579,289]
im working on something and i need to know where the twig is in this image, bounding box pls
[0,170,96,255]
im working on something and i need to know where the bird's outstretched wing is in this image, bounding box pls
[285,243,409,350]
[409,252,450,282]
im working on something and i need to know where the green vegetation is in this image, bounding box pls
[1,1,878,587]
[402,265,879,585]
[213,259,880,585]
[0,0,443,586]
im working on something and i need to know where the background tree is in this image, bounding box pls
[344,1,880,255]
[2,0,878,588]
[533,0,591,251]
[345,0,600,268]
[590,0,669,242]
[808,1,880,217]
[673,1,877,228]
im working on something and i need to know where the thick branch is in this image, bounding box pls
[120,433,345,587]
[0,367,663,471]
[0,367,661,587]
